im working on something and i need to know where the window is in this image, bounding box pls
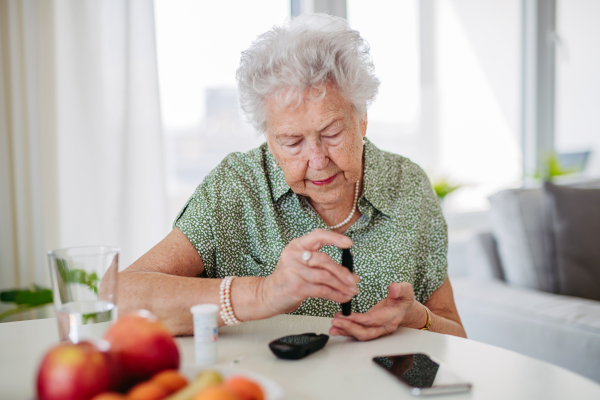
[555,0,600,177]
[156,1,524,218]
[347,0,420,135]
[347,0,424,171]
[348,0,522,213]
[154,0,289,222]
[436,0,522,213]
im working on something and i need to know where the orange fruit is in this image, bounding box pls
[224,376,264,400]
[152,369,188,393]
[127,381,170,400]
[192,385,240,400]
[90,393,127,400]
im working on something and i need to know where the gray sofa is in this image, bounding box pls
[453,178,600,383]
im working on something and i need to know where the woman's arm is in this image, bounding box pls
[118,228,272,335]
[119,228,359,336]
[329,277,467,340]
[421,277,466,337]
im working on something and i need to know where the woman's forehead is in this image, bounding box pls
[265,86,355,135]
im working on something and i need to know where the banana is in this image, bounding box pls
[164,370,223,400]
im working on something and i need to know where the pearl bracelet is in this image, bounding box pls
[219,276,241,325]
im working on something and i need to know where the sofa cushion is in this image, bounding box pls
[453,277,600,383]
[545,182,600,301]
[488,178,600,293]
[466,232,505,281]
[488,188,556,292]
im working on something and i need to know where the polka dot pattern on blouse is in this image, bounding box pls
[174,139,448,317]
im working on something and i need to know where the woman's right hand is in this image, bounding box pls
[258,229,360,317]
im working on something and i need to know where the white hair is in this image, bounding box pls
[236,13,380,134]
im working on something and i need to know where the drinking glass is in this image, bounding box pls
[48,246,119,342]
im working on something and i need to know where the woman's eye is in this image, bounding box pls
[286,141,301,147]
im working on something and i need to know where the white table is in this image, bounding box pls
[1,315,599,399]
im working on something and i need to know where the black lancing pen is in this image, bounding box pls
[341,248,354,316]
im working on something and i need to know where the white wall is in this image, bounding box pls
[448,0,521,136]
[555,0,600,177]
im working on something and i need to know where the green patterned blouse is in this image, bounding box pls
[174,139,448,317]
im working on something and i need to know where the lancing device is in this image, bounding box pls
[341,248,354,316]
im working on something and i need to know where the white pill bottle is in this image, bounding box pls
[190,304,219,365]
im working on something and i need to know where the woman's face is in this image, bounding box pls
[265,85,366,209]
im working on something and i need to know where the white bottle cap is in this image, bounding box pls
[191,304,219,316]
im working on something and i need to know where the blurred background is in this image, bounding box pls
[1,0,599,380]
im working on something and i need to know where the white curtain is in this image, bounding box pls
[0,0,167,304]
[54,0,167,268]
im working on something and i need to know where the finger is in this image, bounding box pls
[330,321,371,338]
[306,251,360,285]
[300,267,358,297]
[297,228,353,251]
[388,282,401,298]
[304,283,355,304]
[335,306,404,327]
[329,319,355,337]
[331,318,389,341]
[342,312,378,325]
[334,311,368,320]
[387,282,414,302]
[329,326,350,337]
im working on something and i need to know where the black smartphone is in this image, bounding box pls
[269,333,329,360]
[373,353,472,396]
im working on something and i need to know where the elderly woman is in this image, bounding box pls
[120,14,466,340]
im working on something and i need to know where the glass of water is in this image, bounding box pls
[48,246,119,343]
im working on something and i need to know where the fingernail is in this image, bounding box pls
[346,275,355,284]
[350,286,358,294]
[333,320,342,327]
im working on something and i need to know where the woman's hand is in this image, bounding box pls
[258,229,360,317]
[329,282,427,341]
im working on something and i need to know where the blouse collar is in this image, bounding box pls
[266,138,400,217]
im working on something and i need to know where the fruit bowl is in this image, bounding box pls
[180,366,284,400]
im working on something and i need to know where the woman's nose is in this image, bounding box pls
[306,142,328,170]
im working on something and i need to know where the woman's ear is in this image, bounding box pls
[361,113,368,137]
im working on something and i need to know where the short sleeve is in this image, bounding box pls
[173,184,217,277]
[414,170,449,304]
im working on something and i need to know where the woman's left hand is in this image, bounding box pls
[329,282,426,341]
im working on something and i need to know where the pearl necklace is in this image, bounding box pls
[328,180,360,230]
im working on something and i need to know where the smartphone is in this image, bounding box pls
[373,353,472,396]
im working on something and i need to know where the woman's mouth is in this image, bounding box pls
[310,173,338,186]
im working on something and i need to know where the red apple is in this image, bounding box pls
[36,340,113,400]
[104,310,179,390]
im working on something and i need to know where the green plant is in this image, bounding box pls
[432,177,461,200]
[0,285,53,322]
[57,261,100,295]
[533,153,579,181]
[0,268,100,322]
